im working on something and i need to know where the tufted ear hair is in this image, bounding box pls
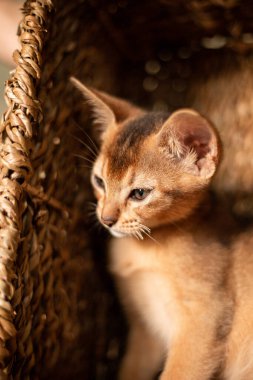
[70,77,143,139]
[157,109,221,179]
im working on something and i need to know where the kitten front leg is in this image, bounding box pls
[159,319,221,380]
[119,322,164,380]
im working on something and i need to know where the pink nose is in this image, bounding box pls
[101,216,117,227]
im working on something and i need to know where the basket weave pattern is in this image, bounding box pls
[1,0,253,379]
[0,1,56,378]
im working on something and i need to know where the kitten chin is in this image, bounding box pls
[110,229,128,238]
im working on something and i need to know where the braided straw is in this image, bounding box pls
[0,1,53,378]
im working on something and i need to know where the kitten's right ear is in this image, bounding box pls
[70,77,116,135]
[70,77,143,140]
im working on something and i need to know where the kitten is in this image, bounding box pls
[71,77,253,380]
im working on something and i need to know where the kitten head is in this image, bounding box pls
[71,77,221,238]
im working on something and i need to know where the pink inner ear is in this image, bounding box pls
[159,110,219,178]
[183,128,212,159]
[175,113,213,160]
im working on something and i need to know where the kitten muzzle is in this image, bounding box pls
[101,216,117,227]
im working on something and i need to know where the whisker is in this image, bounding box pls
[88,217,103,233]
[86,200,97,205]
[171,221,187,234]
[72,120,99,155]
[138,223,151,234]
[86,210,97,217]
[70,132,98,158]
[137,227,161,245]
[88,221,102,234]
[95,219,102,228]
[85,201,97,209]
[70,133,98,159]
[141,229,161,246]
[73,154,95,165]
[135,229,144,240]
[77,164,93,170]
[132,231,140,240]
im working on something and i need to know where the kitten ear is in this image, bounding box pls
[158,109,220,179]
[70,77,116,132]
[70,77,143,136]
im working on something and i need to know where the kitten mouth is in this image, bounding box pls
[110,229,128,238]
[99,217,151,239]
[99,221,128,238]
[109,223,151,240]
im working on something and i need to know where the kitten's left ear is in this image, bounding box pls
[70,77,143,137]
[158,109,220,179]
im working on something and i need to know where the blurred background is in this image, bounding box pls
[0,63,11,114]
[0,0,22,114]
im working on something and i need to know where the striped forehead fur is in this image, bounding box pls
[106,112,170,175]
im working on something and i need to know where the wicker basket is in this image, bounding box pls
[1,0,253,379]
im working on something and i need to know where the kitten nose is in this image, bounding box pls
[101,216,117,227]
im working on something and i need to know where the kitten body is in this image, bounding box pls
[71,77,253,380]
[110,218,230,380]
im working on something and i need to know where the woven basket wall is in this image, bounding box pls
[1,0,253,379]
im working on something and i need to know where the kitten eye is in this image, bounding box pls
[94,175,105,190]
[129,188,151,201]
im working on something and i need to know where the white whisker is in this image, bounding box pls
[171,221,188,234]
[85,201,97,208]
[132,231,140,240]
[72,121,99,155]
[139,223,151,233]
[74,154,95,165]
[70,133,98,159]
[86,210,97,217]
[139,227,161,246]
[78,164,93,170]
[136,230,144,240]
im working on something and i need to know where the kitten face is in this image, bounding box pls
[91,113,217,238]
[71,77,220,238]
